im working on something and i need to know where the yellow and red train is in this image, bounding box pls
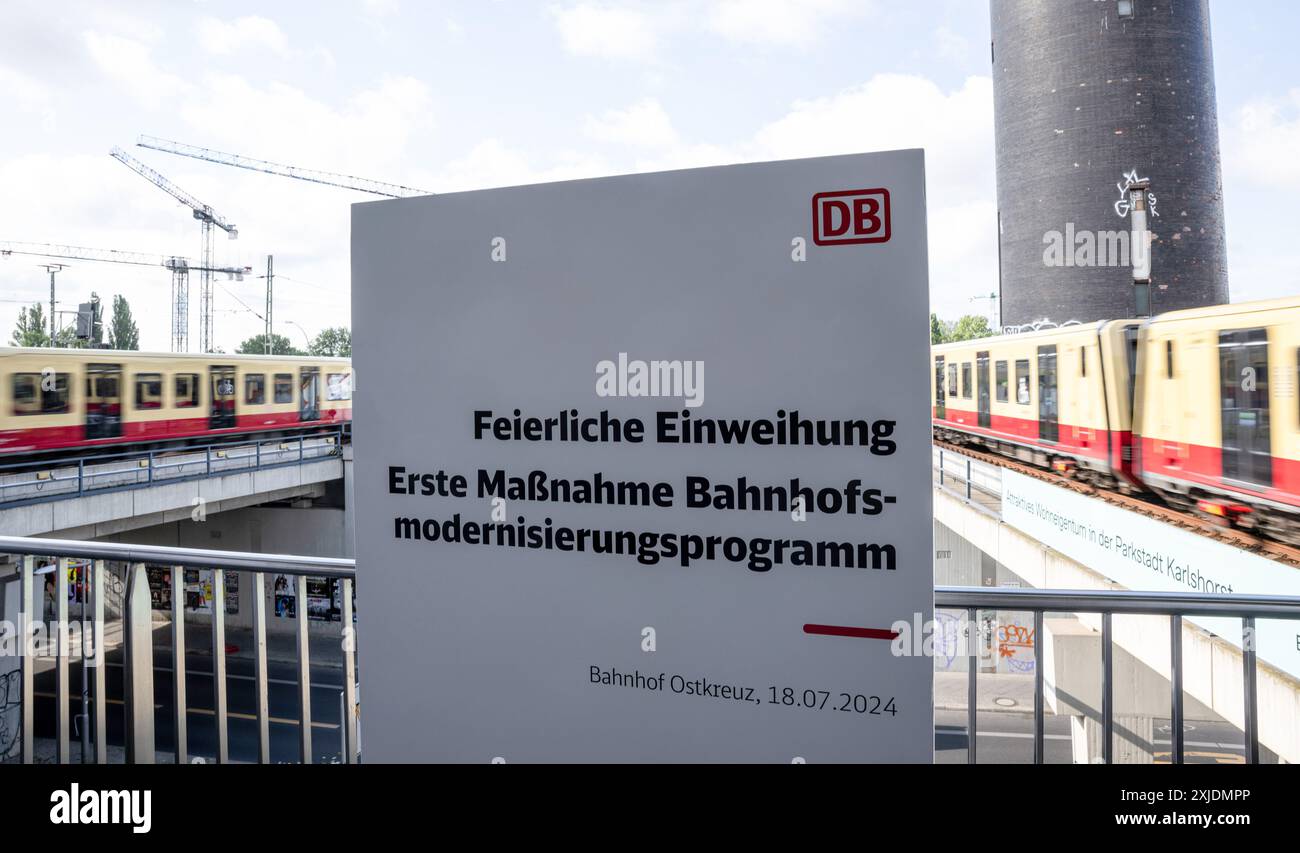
[933,296,1300,544]
[0,347,351,457]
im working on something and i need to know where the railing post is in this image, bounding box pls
[967,607,977,765]
[1033,609,1044,765]
[123,562,155,764]
[92,560,107,764]
[965,458,972,501]
[299,434,305,463]
[296,574,313,764]
[1170,614,1184,765]
[341,577,358,764]
[55,557,70,764]
[19,556,35,764]
[78,459,84,495]
[939,449,944,487]
[256,440,261,469]
[171,566,188,764]
[147,451,154,484]
[252,572,271,763]
[211,569,229,764]
[206,446,212,477]
[1241,616,1259,765]
[1101,611,1114,765]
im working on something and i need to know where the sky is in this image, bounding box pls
[1,0,1298,352]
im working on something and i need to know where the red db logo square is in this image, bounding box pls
[812,188,891,246]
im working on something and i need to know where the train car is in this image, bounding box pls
[0,347,351,457]
[931,320,1142,488]
[1132,296,1300,542]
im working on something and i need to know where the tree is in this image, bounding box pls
[930,313,947,344]
[310,326,351,358]
[237,333,303,356]
[107,295,140,351]
[10,302,50,347]
[946,315,994,343]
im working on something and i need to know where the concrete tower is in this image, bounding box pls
[990,0,1228,328]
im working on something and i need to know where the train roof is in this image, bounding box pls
[1145,295,1300,326]
[930,319,1133,351]
[0,346,350,363]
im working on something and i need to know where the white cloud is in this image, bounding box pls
[197,16,290,57]
[82,31,190,109]
[551,3,659,61]
[1223,89,1300,190]
[584,98,678,148]
[934,25,969,62]
[707,0,866,47]
[0,66,56,131]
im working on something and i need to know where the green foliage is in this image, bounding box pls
[10,302,50,347]
[237,333,304,356]
[107,295,140,351]
[931,314,996,344]
[309,326,351,358]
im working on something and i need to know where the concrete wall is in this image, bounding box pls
[99,505,351,639]
[0,458,342,539]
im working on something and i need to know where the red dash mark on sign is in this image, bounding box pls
[803,624,899,641]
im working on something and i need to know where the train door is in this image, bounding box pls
[934,355,946,419]
[84,364,122,440]
[1218,328,1272,486]
[976,351,991,428]
[299,367,320,422]
[1037,345,1059,442]
[209,366,236,429]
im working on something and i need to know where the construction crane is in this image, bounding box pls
[110,146,239,353]
[137,135,431,198]
[1,241,251,351]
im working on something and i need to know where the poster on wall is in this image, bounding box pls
[352,151,934,762]
[147,567,172,611]
[273,574,296,618]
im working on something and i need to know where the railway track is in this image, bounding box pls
[934,438,1300,571]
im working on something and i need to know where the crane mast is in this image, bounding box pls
[1,241,250,352]
[110,146,239,352]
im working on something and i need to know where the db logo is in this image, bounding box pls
[812,188,890,246]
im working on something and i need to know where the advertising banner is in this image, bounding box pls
[352,151,934,761]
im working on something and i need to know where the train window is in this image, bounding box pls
[1015,359,1031,404]
[1165,340,1174,379]
[1080,346,1087,377]
[996,361,1008,401]
[947,364,958,397]
[134,373,163,410]
[327,372,352,401]
[961,362,972,398]
[174,373,200,408]
[12,373,40,415]
[274,374,293,404]
[245,374,266,405]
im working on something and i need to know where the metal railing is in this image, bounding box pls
[0,426,347,508]
[0,534,356,764]
[934,446,1002,512]
[936,585,1300,765]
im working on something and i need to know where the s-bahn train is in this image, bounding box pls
[932,296,1300,545]
[0,347,352,458]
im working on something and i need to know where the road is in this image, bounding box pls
[935,709,1262,764]
[33,651,352,764]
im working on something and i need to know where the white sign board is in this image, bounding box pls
[1002,468,1300,679]
[351,151,933,762]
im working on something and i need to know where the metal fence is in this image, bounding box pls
[0,426,347,508]
[936,585,1300,764]
[0,534,356,764]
